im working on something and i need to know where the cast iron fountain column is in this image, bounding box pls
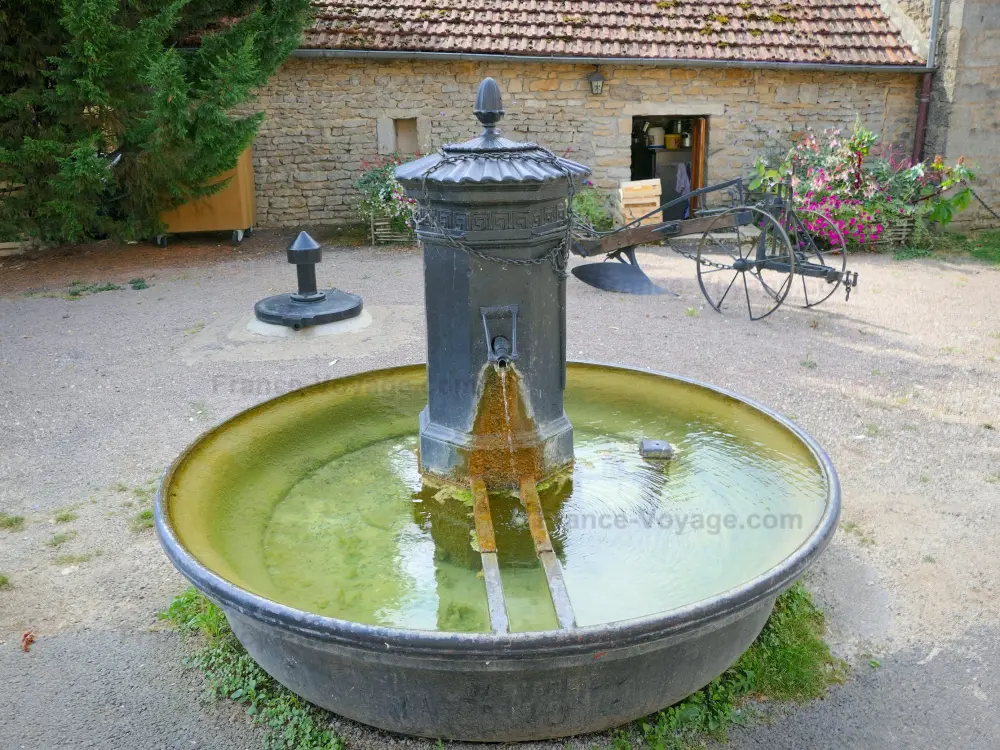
[396,78,590,486]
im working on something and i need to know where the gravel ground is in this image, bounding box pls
[1,231,998,749]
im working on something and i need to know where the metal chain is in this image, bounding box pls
[971,187,1000,222]
[416,146,577,277]
[667,243,734,270]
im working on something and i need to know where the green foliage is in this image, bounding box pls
[161,588,343,749]
[67,280,121,297]
[0,0,314,245]
[129,508,155,531]
[164,582,838,750]
[46,530,77,547]
[631,582,843,749]
[55,549,104,565]
[353,154,415,233]
[893,246,934,260]
[571,187,615,231]
[0,513,26,531]
[749,118,976,251]
[129,277,150,290]
[54,509,78,523]
[898,229,1000,265]
[0,573,10,590]
[968,230,1000,265]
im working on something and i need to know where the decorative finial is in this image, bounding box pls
[473,77,504,129]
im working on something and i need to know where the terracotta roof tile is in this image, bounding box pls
[303,0,924,65]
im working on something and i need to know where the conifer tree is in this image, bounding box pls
[0,0,313,244]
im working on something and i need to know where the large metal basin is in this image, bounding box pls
[156,363,839,741]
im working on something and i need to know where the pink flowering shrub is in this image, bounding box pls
[353,154,418,233]
[750,119,975,251]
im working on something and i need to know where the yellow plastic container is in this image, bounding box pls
[157,147,256,246]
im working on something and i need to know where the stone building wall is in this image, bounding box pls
[926,0,1000,228]
[878,0,1000,228]
[251,58,919,228]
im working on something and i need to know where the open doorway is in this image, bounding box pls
[630,115,707,218]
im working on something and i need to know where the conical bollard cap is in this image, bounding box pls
[287,230,322,265]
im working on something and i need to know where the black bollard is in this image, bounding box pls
[254,231,363,330]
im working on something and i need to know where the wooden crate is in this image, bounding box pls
[619,178,662,199]
[616,179,662,227]
[370,215,415,245]
[872,217,916,250]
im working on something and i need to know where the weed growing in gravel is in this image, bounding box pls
[0,513,25,532]
[685,307,699,318]
[985,473,1000,485]
[129,509,154,532]
[922,554,936,564]
[161,589,344,750]
[800,359,818,370]
[129,278,150,290]
[53,510,78,524]
[893,247,934,261]
[66,281,120,298]
[0,573,10,590]
[55,550,104,566]
[864,423,880,438]
[133,483,156,503]
[185,321,206,335]
[46,531,77,547]
[163,583,840,750]
[841,520,876,545]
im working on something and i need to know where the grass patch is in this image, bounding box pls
[66,281,120,298]
[129,508,155,531]
[893,246,934,261]
[46,530,77,547]
[161,589,343,749]
[864,423,880,438]
[314,223,371,247]
[841,520,875,545]
[134,483,156,503]
[0,512,26,531]
[685,307,699,318]
[53,509,78,524]
[163,582,839,750]
[900,229,1000,265]
[0,573,10,590]
[184,321,205,335]
[54,549,104,566]
[800,358,817,370]
[129,277,150,290]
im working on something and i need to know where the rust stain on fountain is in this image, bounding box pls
[467,365,547,490]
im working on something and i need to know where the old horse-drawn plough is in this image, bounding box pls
[571,178,859,320]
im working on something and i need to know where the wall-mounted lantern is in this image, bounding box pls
[587,67,606,96]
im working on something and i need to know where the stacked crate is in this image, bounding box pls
[615,179,662,227]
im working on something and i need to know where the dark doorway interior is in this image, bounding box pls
[630,116,708,219]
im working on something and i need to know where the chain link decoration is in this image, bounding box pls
[416,147,578,277]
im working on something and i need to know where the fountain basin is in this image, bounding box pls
[156,363,839,741]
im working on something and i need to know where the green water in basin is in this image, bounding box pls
[165,364,829,633]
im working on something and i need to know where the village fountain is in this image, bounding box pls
[156,79,839,741]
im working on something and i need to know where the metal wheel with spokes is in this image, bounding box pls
[785,209,847,308]
[696,206,794,321]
